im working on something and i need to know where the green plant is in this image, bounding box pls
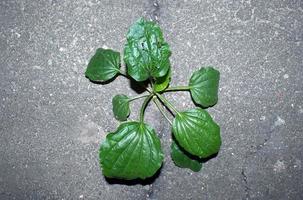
[85,18,221,180]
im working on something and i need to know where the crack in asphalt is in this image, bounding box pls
[145,110,166,200]
[241,168,251,200]
[144,1,165,199]
[255,128,274,151]
[146,183,154,199]
[148,0,161,23]
[240,118,281,200]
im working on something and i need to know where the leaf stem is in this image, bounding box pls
[139,94,154,122]
[164,86,191,92]
[153,97,172,125]
[129,94,150,102]
[145,87,153,94]
[155,93,180,115]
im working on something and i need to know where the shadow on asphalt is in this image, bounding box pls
[104,165,162,185]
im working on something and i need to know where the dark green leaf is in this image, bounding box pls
[124,18,171,81]
[99,122,164,180]
[172,108,221,158]
[153,68,171,92]
[112,95,130,121]
[85,48,120,82]
[189,67,220,107]
[171,141,202,172]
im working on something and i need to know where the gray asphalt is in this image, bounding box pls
[1,0,302,200]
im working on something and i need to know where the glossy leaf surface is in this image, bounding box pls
[189,67,220,107]
[171,141,202,172]
[153,68,171,92]
[99,122,164,180]
[112,95,130,121]
[172,108,221,158]
[124,18,171,81]
[85,48,120,82]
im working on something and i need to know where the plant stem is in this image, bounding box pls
[153,97,172,125]
[155,93,180,115]
[139,95,154,122]
[149,77,154,88]
[164,86,191,92]
[129,94,150,102]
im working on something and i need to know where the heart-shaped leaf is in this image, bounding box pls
[85,48,120,82]
[124,18,171,81]
[99,122,164,180]
[112,94,130,121]
[172,108,221,158]
[189,67,220,107]
[153,68,171,92]
[171,141,202,172]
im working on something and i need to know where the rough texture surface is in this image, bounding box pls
[0,0,302,199]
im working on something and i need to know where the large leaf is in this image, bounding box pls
[112,94,130,121]
[85,48,120,82]
[171,141,202,172]
[153,68,171,92]
[124,18,171,81]
[99,122,164,180]
[172,108,221,158]
[189,67,220,107]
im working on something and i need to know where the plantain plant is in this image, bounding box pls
[85,18,221,180]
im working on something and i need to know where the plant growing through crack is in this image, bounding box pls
[85,18,221,180]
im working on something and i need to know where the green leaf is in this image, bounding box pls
[189,67,220,107]
[124,18,171,81]
[171,141,202,172]
[112,95,130,121]
[85,48,121,82]
[99,122,164,180]
[153,68,171,92]
[172,108,221,158]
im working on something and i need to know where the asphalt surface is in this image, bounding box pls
[1,0,302,200]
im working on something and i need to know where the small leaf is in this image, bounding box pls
[124,18,171,81]
[189,67,220,107]
[85,48,120,82]
[112,95,130,121]
[99,122,164,180]
[171,141,202,172]
[153,68,171,92]
[172,108,221,158]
